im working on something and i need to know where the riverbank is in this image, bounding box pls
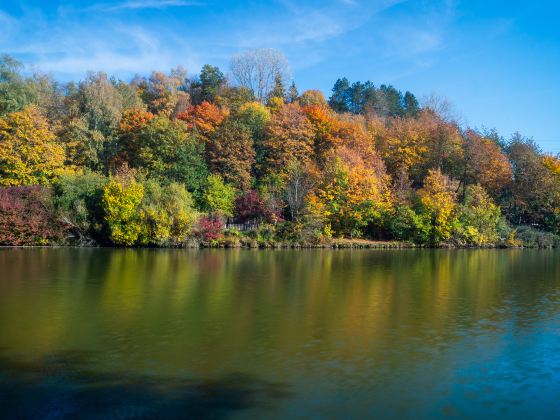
[4,238,554,249]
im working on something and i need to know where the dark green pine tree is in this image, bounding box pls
[403,91,420,117]
[268,73,286,102]
[287,81,299,103]
[328,77,350,113]
[199,64,226,102]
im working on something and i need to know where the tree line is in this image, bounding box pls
[0,49,559,247]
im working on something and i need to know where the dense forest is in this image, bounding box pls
[0,49,559,248]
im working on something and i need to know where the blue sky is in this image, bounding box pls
[1,0,559,152]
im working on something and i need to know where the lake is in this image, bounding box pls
[0,248,559,418]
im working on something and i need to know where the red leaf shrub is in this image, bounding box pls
[195,215,223,242]
[0,186,66,245]
[234,190,277,223]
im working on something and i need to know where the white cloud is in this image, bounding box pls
[0,7,202,80]
[90,0,201,12]
[230,0,408,69]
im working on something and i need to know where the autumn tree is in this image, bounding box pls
[136,68,188,116]
[419,169,458,245]
[462,129,512,198]
[235,101,270,164]
[260,103,314,178]
[177,101,228,138]
[299,90,328,107]
[110,108,155,169]
[312,147,392,237]
[76,72,124,138]
[102,173,144,246]
[456,184,504,245]
[507,134,559,231]
[0,106,65,185]
[0,186,66,245]
[303,104,340,166]
[543,154,560,233]
[419,110,464,180]
[215,86,255,111]
[378,116,428,180]
[138,180,198,246]
[206,121,256,190]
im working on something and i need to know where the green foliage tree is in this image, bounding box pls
[127,116,208,193]
[53,171,107,242]
[76,72,124,138]
[0,55,34,116]
[200,174,236,217]
[455,184,505,245]
[138,180,198,245]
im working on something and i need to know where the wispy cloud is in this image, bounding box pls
[0,0,452,80]
[0,6,202,79]
[91,0,201,12]
[230,0,408,70]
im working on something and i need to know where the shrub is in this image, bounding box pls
[514,226,560,248]
[383,205,429,243]
[53,171,107,243]
[102,176,144,245]
[0,186,66,245]
[234,190,273,223]
[454,185,503,246]
[194,215,223,242]
[138,180,197,246]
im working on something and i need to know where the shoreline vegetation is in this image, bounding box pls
[1,238,556,250]
[1,50,559,250]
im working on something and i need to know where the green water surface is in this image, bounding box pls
[0,248,559,418]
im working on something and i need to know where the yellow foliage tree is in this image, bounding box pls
[312,147,392,237]
[0,106,65,185]
[102,176,144,245]
[419,169,458,244]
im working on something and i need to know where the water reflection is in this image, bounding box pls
[0,249,559,418]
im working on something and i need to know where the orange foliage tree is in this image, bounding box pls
[111,108,155,169]
[260,103,314,179]
[177,101,228,137]
[462,129,512,197]
[310,147,392,237]
[206,121,255,191]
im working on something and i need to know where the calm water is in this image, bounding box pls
[0,248,559,419]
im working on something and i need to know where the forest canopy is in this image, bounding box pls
[0,49,559,247]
